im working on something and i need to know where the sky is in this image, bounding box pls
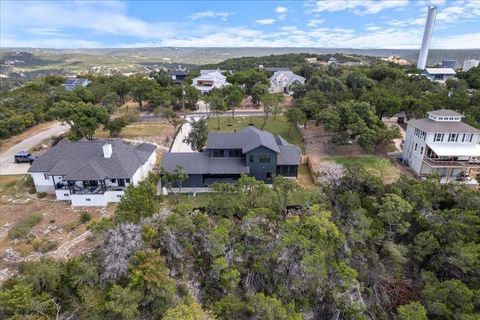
[1,0,479,49]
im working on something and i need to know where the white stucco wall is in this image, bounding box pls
[71,194,107,207]
[30,172,55,193]
[402,126,427,175]
[55,189,71,200]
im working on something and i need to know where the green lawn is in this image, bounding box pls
[325,156,399,184]
[206,115,304,152]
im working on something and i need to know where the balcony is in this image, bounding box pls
[55,183,127,195]
[424,157,480,168]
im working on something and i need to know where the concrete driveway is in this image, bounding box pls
[170,116,204,152]
[0,124,70,175]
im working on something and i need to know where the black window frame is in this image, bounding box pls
[259,155,271,163]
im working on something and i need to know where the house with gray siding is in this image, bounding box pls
[161,126,301,190]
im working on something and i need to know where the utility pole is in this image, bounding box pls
[182,84,186,120]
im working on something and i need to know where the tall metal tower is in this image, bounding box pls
[417,6,437,70]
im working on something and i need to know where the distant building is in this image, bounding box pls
[161,126,301,192]
[327,57,338,65]
[28,139,157,206]
[401,109,480,183]
[63,77,90,91]
[463,59,479,72]
[421,68,456,83]
[259,65,291,72]
[192,69,229,93]
[169,69,188,84]
[269,70,306,95]
[441,59,457,69]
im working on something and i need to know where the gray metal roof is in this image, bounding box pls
[427,109,463,117]
[28,139,156,180]
[207,126,280,153]
[162,152,249,175]
[407,118,480,134]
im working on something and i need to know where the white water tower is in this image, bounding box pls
[417,6,437,70]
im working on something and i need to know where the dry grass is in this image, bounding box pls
[297,164,317,189]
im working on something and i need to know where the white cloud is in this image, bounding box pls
[255,18,276,25]
[189,11,232,20]
[311,0,409,15]
[308,19,325,27]
[276,6,288,13]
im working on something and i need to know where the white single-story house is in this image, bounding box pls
[269,70,306,95]
[28,139,157,206]
[192,69,229,93]
[63,77,91,91]
[421,68,456,83]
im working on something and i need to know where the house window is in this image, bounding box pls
[290,166,296,174]
[44,173,49,180]
[448,133,458,142]
[414,143,418,151]
[281,166,288,175]
[85,198,91,202]
[250,155,254,163]
[117,195,122,198]
[259,155,271,163]
[462,133,473,143]
[420,146,424,155]
[434,133,444,142]
[228,149,242,157]
[213,150,224,158]
[125,179,130,183]
[266,172,272,180]
[111,179,116,183]
[64,193,69,197]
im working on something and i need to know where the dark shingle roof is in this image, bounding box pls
[407,118,480,134]
[277,145,301,165]
[169,70,188,76]
[29,139,156,180]
[162,152,249,175]
[207,126,280,153]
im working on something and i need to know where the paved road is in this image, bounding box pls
[0,124,70,175]
[139,110,265,122]
[170,115,204,152]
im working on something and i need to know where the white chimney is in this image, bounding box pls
[102,143,112,158]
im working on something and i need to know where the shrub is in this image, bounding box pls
[16,243,34,256]
[8,213,43,239]
[80,212,91,223]
[37,192,47,198]
[49,219,56,224]
[64,221,80,232]
[39,240,59,253]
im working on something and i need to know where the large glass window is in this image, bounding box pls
[259,155,271,163]
[434,133,444,142]
[213,150,225,157]
[462,133,473,143]
[228,149,242,157]
[448,133,459,142]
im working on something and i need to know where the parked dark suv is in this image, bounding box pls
[14,151,37,164]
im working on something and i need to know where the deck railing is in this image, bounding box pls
[424,158,480,167]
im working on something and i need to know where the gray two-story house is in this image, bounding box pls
[161,126,301,189]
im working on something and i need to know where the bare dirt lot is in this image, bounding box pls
[300,120,412,185]
[0,175,115,283]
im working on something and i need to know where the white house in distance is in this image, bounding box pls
[192,69,229,93]
[269,70,306,94]
[401,109,480,183]
[463,59,479,72]
[421,68,456,83]
[28,139,157,206]
[63,77,91,91]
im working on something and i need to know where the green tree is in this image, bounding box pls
[105,285,141,320]
[163,301,212,320]
[251,82,269,105]
[160,165,188,203]
[259,93,282,130]
[224,85,243,118]
[115,177,157,224]
[378,193,413,239]
[104,117,129,137]
[183,118,208,151]
[397,301,428,320]
[52,101,108,140]
[285,108,306,136]
[129,75,154,110]
[164,107,184,133]
[208,94,227,130]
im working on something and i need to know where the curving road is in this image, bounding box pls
[0,124,70,175]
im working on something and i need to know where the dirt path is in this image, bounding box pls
[49,230,91,260]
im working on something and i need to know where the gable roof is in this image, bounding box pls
[207,126,280,153]
[29,139,156,180]
[270,71,306,86]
